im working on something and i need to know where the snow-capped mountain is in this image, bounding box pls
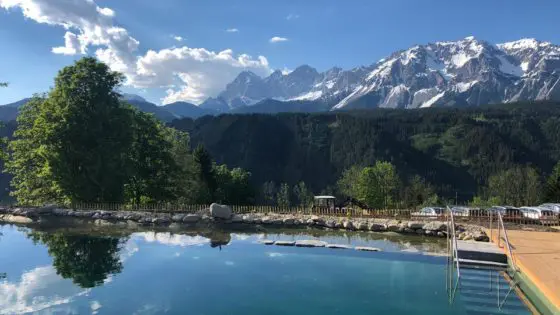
[200,64,371,111]
[204,37,560,111]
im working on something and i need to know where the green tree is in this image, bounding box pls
[163,128,197,203]
[261,181,277,205]
[213,165,253,205]
[402,175,437,208]
[293,181,313,206]
[276,183,291,207]
[123,109,180,204]
[356,161,399,209]
[544,161,560,202]
[228,167,253,205]
[337,165,361,198]
[0,83,10,164]
[6,96,65,204]
[487,166,541,206]
[7,57,133,204]
[193,144,216,203]
[469,196,502,208]
[29,232,123,288]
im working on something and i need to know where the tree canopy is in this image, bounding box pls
[544,161,560,203]
[4,57,254,206]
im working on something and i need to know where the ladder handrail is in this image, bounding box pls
[448,206,461,280]
[447,206,461,303]
[497,211,518,272]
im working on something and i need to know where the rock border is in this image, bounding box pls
[0,205,490,242]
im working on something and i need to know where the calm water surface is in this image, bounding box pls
[0,223,530,314]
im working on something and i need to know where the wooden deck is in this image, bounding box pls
[487,228,560,312]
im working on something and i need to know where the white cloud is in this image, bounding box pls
[0,266,89,314]
[96,7,114,17]
[90,301,102,315]
[0,0,139,72]
[172,35,184,42]
[133,232,211,247]
[0,0,272,104]
[286,13,299,20]
[51,31,84,55]
[225,28,239,33]
[133,47,270,104]
[270,36,288,43]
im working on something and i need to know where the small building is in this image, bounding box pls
[313,195,336,209]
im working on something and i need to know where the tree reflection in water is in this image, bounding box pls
[28,232,124,288]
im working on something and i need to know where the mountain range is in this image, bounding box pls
[201,37,560,111]
[2,37,559,122]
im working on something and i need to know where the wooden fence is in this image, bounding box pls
[10,203,559,227]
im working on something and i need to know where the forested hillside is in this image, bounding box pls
[171,102,560,202]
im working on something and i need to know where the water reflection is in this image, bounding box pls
[0,224,462,315]
[28,232,124,288]
[0,265,89,314]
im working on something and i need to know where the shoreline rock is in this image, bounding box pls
[0,206,492,242]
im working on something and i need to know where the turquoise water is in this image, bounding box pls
[0,224,531,314]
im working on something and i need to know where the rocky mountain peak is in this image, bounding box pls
[198,37,560,112]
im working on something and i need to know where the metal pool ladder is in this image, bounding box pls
[446,206,461,303]
[447,207,526,312]
[495,211,522,310]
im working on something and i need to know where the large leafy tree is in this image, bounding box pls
[487,166,541,206]
[355,161,399,209]
[6,97,65,204]
[214,165,253,205]
[7,57,133,204]
[337,165,362,199]
[124,108,180,203]
[163,127,198,203]
[544,161,560,202]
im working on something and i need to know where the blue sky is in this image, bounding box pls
[1,0,559,105]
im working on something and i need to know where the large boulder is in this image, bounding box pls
[473,231,489,242]
[210,203,232,220]
[423,221,447,232]
[387,221,400,231]
[0,214,33,224]
[183,214,201,223]
[356,221,369,231]
[407,221,424,229]
[171,214,186,222]
[343,221,354,230]
[369,223,387,232]
[231,214,244,223]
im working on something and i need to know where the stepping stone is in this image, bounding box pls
[326,244,352,249]
[295,240,328,247]
[275,241,296,246]
[355,246,381,252]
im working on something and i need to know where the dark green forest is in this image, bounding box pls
[1,58,560,207]
[171,103,560,204]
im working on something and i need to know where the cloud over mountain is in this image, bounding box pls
[0,0,271,104]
